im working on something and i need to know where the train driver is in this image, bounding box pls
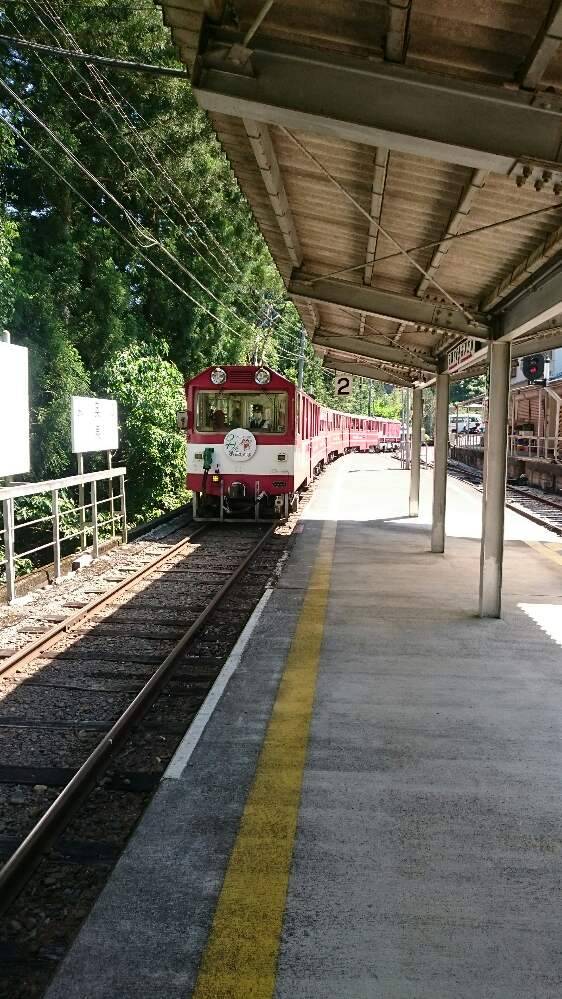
[250,403,268,429]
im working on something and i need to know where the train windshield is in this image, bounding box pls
[196,392,288,434]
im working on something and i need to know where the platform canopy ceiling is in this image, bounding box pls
[157,1,562,387]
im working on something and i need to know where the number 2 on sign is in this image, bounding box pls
[335,373,352,396]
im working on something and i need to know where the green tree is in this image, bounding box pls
[0,0,404,525]
[450,375,487,403]
[97,343,188,522]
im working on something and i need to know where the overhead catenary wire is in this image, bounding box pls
[0,74,285,342]
[0,33,190,77]
[2,11,282,337]
[4,4,397,392]
[17,1,328,368]
[2,122,392,393]
[0,103,311,372]
[22,0,267,307]
[0,114,252,337]
[30,0,261,290]
[19,0,309,357]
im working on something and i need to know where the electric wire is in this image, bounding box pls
[26,0,259,294]
[17,1,301,348]
[20,1,252,295]
[0,113,253,335]
[0,73,249,331]
[5,3,405,389]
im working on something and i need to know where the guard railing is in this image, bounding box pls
[0,467,126,603]
[508,434,562,461]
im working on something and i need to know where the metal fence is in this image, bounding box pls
[452,430,562,461]
[508,433,562,461]
[0,467,126,603]
[451,432,485,448]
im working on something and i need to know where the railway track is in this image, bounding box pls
[0,520,289,998]
[447,459,562,534]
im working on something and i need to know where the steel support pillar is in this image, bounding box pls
[431,373,449,552]
[479,341,511,618]
[409,388,423,516]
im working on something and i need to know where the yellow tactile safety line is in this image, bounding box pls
[525,540,562,569]
[192,519,337,999]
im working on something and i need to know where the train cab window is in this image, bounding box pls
[196,391,288,433]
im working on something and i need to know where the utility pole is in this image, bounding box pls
[297,326,305,390]
[368,379,372,417]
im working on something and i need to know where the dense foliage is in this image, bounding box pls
[0,0,401,522]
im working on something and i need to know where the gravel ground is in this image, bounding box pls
[0,513,194,650]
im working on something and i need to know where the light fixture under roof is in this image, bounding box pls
[210,366,227,385]
[254,367,271,385]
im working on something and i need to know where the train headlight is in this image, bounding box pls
[254,367,271,385]
[211,366,227,385]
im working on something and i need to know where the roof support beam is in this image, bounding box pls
[483,220,562,310]
[364,148,389,285]
[519,1,562,90]
[194,34,562,172]
[242,118,302,267]
[322,355,414,387]
[313,331,437,372]
[416,169,488,297]
[496,262,562,341]
[289,272,490,340]
[385,1,412,62]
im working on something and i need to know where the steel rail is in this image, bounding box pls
[0,525,209,678]
[0,525,274,912]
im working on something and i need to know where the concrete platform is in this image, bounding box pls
[47,454,562,999]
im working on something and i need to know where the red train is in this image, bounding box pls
[183,365,401,519]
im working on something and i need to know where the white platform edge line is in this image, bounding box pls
[163,587,273,781]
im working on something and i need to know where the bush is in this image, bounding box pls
[97,343,189,522]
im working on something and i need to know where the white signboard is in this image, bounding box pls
[335,371,353,396]
[0,342,30,477]
[223,428,256,461]
[71,396,119,454]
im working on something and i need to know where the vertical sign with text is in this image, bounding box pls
[71,396,119,454]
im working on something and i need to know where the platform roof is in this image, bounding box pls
[157,1,562,387]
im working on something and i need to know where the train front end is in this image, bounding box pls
[184,366,296,520]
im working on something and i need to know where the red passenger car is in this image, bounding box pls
[183,365,400,520]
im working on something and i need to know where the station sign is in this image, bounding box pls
[71,396,119,454]
[0,342,30,478]
[335,372,353,396]
[447,338,477,373]
[446,337,485,374]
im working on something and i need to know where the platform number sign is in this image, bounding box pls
[335,372,353,396]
